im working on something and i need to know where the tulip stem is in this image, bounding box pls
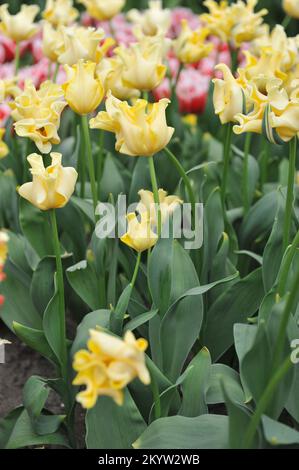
[260,138,270,191]
[242,132,252,215]
[81,114,98,221]
[53,62,59,83]
[131,252,141,289]
[14,43,20,75]
[282,15,291,29]
[164,146,196,229]
[242,356,292,449]
[282,137,297,253]
[97,130,104,199]
[49,209,67,377]
[221,123,233,206]
[148,156,162,237]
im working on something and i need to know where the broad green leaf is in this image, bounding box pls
[43,290,64,365]
[0,260,42,331]
[3,408,69,449]
[100,154,125,201]
[234,323,257,402]
[19,198,54,258]
[262,415,299,446]
[204,268,265,360]
[67,260,101,311]
[86,390,146,449]
[262,188,285,291]
[148,235,173,315]
[23,376,65,436]
[133,414,229,449]
[179,347,211,417]
[201,187,224,283]
[13,322,57,363]
[71,310,111,357]
[124,309,158,333]
[206,364,246,406]
[240,191,278,247]
[110,284,132,335]
[222,383,259,449]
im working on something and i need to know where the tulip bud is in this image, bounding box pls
[43,0,79,27]
[120,212,158,252]
[63,60,105,115]
[213,63,245,124]
[283,0,299,19]
[136,189,183,227]
[18,153,78,211]
[0,4,39,43]
[78,0,125,21]
[173,20,213,64]
[115,36,167,91]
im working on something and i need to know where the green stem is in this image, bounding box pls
[148,156,162,237]
[14,43,20,75]
[81,114,98,220]
[278,229,299,296]
[221,123,233,206]
[173,63,183,94]
[97,130,104,199]
[164,146,196,228]
[229,44,238,74]
[53,62,59,83]
[271,261,299,376]
[242,133,252,215]
[49,209,67,377]
[242,357,292,449]
[282,137,297,253]
[131,252,141,288]
[48,61,52,80]
[260,138,270,191]
[282,15,291,29]
[78,123,86,198]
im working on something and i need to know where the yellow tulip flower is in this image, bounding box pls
[43,0,79,27]
[0,129,8,160]
[73,329,150,409]
[121,212,158,252]
[58,25,114,66]
[173,20,213,64]
[136,189,183,227]
[201,0,267,46]
[11,80,67,154]
[230,0,268,47]
[283,0,299,19]
[234,79,299,144]
[18,153,78,211]
[78,0,125,21]
[115,36,168,91]
[0,4,39,43]
[0,78,21,102]
[213,64,246,124]
[63,60,105,115]
[90,91,174,157]
[96,56,140,101]
[42,22,64,63]
[0,231,9,267]
[127,0,171,37]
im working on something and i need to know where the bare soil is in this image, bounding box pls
[0,323,85,448]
